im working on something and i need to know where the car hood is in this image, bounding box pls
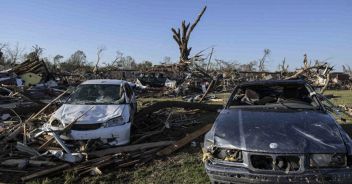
[212,108,346,154]
[51,104,128,125]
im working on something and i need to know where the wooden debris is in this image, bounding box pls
[1,159,57,167]
[132,127,165,144]
[156,123,212,156]
[16,142,41,156]
[199,79,215,103]
[3,89,68,142]
[21,163,71,182]
[89,141,175,158]
[135,101,221,123]
[38,106,93,152]
[0,168,28,173]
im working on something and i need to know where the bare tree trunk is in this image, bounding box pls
[258,49,270,72]
[6,42,25,65]
[172,6,207,63]
[94,46,106,74]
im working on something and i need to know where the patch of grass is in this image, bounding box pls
[325,90,352,106]
[324,90,352,122]
[32,149,208,184]
[125,151,208,184]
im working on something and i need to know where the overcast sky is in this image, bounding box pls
[0,0,351,71]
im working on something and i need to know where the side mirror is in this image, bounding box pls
[67,86,76,94]
[58,86,76,105]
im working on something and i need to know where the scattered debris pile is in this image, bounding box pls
[0,89,221,182]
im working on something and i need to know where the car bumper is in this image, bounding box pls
[60,123,131,145]
[205,161,352,184]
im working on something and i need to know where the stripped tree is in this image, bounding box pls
[0,43,7,60]
[258,49,271,71]
[25,45,44,61]
[6,42,25,64]
[278,57,289,74]
[172,6,207,63]
[93,46,106,74]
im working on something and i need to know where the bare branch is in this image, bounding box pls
[6,42,25,64]
[186,6,207,41]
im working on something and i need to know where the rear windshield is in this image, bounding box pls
[66,84,124,105]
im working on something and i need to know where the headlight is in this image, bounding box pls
[204,139,214,151]
[213,148,243,162]
[50,119,63,127]
[102,117,125,128]
[310,154,346,168]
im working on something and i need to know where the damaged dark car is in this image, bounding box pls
[204,80,352,184]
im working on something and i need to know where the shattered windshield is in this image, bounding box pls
[229,83,319,109]
[66,84,124,105]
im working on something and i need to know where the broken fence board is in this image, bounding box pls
[89,141,174,158]
[156,123,213,156]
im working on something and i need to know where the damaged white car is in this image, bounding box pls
[47,79,136,146]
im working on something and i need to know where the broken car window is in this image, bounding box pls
[66,84,125,105]
[229,83,319,109]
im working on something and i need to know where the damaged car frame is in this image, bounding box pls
[204,80,352,183]
[47,79,136,146]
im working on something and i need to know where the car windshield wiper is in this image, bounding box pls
[66,100,85,105]
[68,100,98,105]
[277,101,316,110]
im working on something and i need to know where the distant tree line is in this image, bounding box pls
[0,42,158,73]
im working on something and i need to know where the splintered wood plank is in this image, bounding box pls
[156,123,213,156]
[89,141,175,158]
[21,163,70,182]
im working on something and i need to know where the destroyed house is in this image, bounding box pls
[109,69,138,80]
[330,72,351,84]
[238,71,282,81]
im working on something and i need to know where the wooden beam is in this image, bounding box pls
[156,123,213,156]
[199,79,215,103]
[89,141,174,158]
[21,163,70,182]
